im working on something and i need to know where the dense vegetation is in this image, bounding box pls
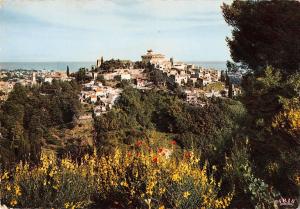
[99,59,131,72]
[94,86,284,208]
[95,87,246,164]
[1,146,233,209]
[222,0,300,205]
[0,80,81,165]
[222,0,300,76]
[74,68,93,84]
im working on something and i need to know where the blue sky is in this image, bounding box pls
[0,0,232,62]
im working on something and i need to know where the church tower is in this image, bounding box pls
[32,72,37,85]
[96,56,104,68]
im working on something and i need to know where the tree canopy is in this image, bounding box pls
[0,80,81,165]
[223,0,300,201]
[222,0,300,76]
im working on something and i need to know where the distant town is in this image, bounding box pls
[0,49,242,116]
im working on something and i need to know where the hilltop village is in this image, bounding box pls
[0,50,241,115]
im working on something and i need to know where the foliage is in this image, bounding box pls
[133,61,147,69]
[204,82,224,92]
[273,97,300,140]
[94,87,247,168]
[67,66,70,77]
[75,68,91,84]
[226,61,239,73]
[0,152,94,208]
[0,142,233,209]
[222,0,300,76]
[0,81,81,166]
[225,140,279,209]
[150,69,167,86]
[100,59,131,72]
[239,66,300,196]
[116,79,132,88]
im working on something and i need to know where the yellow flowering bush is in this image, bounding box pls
[273,98,300,140]
[0,142,233,209]
[0,152,93,208]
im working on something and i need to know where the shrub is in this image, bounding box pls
[0,142,233,209]
[0,152,94,208]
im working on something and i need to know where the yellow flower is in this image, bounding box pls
[64,202,70,208]
[144,198,151,206]
[183,191,190,199]
[159,205,165,209]
[10,199,17,206]
[6,185,11,191]
[15,185,22,196]
[295,175,300,186]
[171,173,181,182]
[120,181,129,187]
[1,171,9,180]
[159,187,166,195]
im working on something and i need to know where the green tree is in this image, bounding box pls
[66,65,70,77]
[0,80,81,166]
[226,60,239,73]
[222,0,300,76]
[150,69,166,86]
[75,68,91,84]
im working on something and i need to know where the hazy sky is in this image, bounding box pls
[0,0,233,62]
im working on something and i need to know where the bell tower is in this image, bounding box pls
[96,56,104,68]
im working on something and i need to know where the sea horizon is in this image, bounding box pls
[0,61,227,72]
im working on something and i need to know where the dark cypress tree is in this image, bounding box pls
[225,70,230,86]
[228,82,233,99]
[66,65,70,77]
[220,70,226,82]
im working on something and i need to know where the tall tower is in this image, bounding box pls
[32,72,37,85]
[96,56,103,68]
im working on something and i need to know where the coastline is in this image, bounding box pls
[0,61,227,72]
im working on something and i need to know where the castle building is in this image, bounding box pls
[141,49,166,64]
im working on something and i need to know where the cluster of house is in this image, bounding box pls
[92,50,225,91]
[79,79,123,116]
[183,85,241,106]
[0,81,14,101]
[94,49,226,89]
[1,70,70,84]
[142,49,221,87]
[99,68,152,89]
[0,69,72,101]
[79,49,242,111]
[140,49,241,103]
[1,50,242,112]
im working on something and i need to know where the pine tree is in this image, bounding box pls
[225,70,230,86]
